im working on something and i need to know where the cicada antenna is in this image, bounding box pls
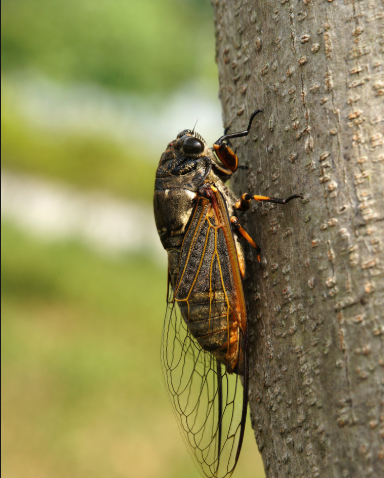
[214,109,263,145]
[192,119,199,135]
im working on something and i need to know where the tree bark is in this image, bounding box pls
[212,1,384,477]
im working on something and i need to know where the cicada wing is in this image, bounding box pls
[161,297,247,478]
[161,192,248,478]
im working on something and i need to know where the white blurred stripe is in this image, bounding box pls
[1,170,166,263]
[2,75,223,155]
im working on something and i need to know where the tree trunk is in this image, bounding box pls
[211,1,384,477]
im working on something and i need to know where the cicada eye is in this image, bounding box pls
[183,136,204,154]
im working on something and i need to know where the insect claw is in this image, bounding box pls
[284,193,304,203]
[256,245,262,264]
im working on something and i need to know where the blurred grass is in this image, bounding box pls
[1,220,187,478]
[1,221,265,478]
[1,84,157,203]
[1,0,216,94]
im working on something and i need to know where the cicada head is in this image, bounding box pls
[156,129,212,187]
[163,129,207,160]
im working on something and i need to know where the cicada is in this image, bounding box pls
[154,110,302,477]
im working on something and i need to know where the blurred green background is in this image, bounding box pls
[1,1,265,477]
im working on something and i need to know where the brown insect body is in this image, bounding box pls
[154,111,302,478]
[154,134,246,375]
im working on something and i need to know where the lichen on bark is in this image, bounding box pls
[212,0,384,477]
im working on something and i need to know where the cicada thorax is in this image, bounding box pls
[171,191,245,375]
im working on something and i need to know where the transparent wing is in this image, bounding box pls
[162,298,246,478]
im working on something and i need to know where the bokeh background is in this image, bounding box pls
[1,1,265,477]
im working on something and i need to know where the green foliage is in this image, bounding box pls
[1,0,218,201]
[1,0,216,94]
[1,91,156,202]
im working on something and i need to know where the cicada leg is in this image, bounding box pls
[232,193,302,263]
[213,109,263,172]
[230,216,261,264]
[235,192,303,210]
[166,265,174,304]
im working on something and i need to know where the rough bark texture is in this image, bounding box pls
[211,1,384,477]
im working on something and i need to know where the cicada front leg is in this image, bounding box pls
[213,109,303,266]
[213,109,263,172]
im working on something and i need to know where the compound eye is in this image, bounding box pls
[183,136,204,154]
